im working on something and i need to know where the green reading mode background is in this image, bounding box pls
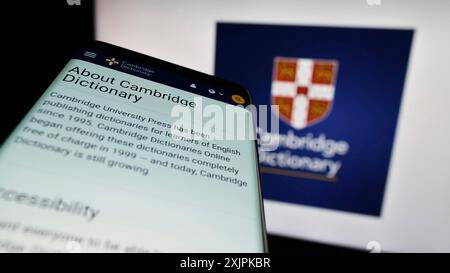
[0,59,263,253]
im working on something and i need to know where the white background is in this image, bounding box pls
[96,0,450,252]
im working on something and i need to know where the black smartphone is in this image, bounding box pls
[0,41,267,253]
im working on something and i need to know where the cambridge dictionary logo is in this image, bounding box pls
[271,57,338,130]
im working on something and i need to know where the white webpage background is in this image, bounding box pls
[96,0,450,252]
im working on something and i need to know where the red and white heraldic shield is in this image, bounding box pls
[271,57,339,129]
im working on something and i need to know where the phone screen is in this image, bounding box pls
[0,42,266,253]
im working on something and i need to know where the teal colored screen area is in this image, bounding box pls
[0,59,264,253]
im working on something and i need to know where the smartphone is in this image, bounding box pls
[0,41,267,253]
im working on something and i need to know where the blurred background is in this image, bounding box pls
[4,0,450,252]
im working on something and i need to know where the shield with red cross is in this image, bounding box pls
[271,57,338,129]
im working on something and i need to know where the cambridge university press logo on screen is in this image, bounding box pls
[271,57,338,130]
[66,0,81,6]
